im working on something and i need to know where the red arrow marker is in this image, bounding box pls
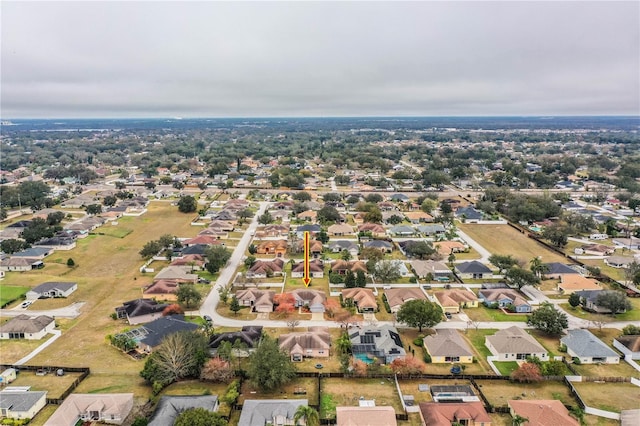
[303,231,311,287]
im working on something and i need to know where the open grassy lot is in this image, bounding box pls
[321,377,402,419]
[0,334,55,364]
[475,379,577,408]
[572,382,640,412]
[73,371,150,396]
[239,377,319,406]
[160,379,229,397]
[464,306,528,322]
[458,224,569,264]
[0,284,29,306]
[95,225,134,238]
[571,359,639,378]
[9,371,85,399]
[0,202,201,401]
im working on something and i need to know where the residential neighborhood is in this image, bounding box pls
[1,117,640,426]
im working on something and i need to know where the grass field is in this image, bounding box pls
[9,371,85,399]
[475,379,577,408]
[1,202,201,399]
[321,377,402,419]
[494,361,519,376]
[572,382,640,412]
[0,284,29,306]
[0,334,55,364]
[239,377,319,406]
[458,224,569,264]
[464,306,528,322]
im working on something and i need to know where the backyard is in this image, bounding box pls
[320,377,403,419]
[475,379,577,409]
[572,381,640,412]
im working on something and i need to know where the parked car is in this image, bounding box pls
[203,315,212,323]
[21,301,32,308]
[444,312,452,320]
[197,277,211,284]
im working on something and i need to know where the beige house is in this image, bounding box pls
[423,329,474,363]
[419,402,491,426]
[433,289,478,313]
[153,266,198,284]
[0,315,55,340]
[342,288,377,313]
[278,327,331,361]
[328,223,354,236]
[336,406,397,426]
[485,326,548,361]
[235,289,275,313]
[44,393,134,426]
[557,275,601,294]
[0,391,47,421]
[384,288,427,313]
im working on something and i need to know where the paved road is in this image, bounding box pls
[455,228,492,263]
[0,302,85,319]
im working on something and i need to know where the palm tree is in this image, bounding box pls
[529,256,548,279]
[294,405,320,426]
[335,332,352,356]
[512,414,528,426]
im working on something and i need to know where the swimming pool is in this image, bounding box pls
[354,353,375,364]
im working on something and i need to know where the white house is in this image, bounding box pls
[0,315,55,340]
[26,281,77,300]
[485,326,548,361]
[561,329,620,364]
[0,390,48,420]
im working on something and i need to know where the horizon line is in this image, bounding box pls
[3,114,639,121]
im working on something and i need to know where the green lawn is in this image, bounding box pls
[494,361,519,376]
[465,306,528,322]
[466,329,497,359]
[0,285,29,306]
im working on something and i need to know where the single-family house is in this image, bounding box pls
[455,261,493,280]
[342,288,377,313]
[575,289,629,314]
[485,326,548,361]
[256,224,290,238]
[362,240,393,253]
[384,288,427,313]
[543,263,580,279]
[0,315,55,340]
[115,298,169,325]
[209,326,263,354]
[246,258,285,279]
[455,206,484,222]
[289,289,327,313]
[423,329,474,363]
[349,325,406,364]
[433,289,479,313]
[180,244,210,256]
[331,260,367,275]
[297,210,317,222]
[612,237,640,250]
[418,402,491,426]
[435,240,467,256]
[12,247,52,260]
[149,396,219,426]
[238,399,308,426]
[416,224,446,237]
[44,393,134,426]
[561,329,619,364]
[0,391,47,421]
[613,335,640,360]
[336,406,397,426]
[328,240,359,257]
[604,256,636,269]
[410,260,451,279]
[576,244,615,256]
[24,281,76,300]
[328,223,354,236]
[143,279,179,301]
[153,266,198,283]
[235,289,275,313]
[182,235,222,246]
[390,193,410,203]
[477,288,531,313]
[404,211,434,224]
[0,257,40,272]
[133,315,200,353]
[557,275,601,294]
[357,223,386,238]
[33,236,76,251]
[279,327,331,361]
[170,254,206,270]
[295,224,321,238]
[291,259,324,278]
[508,400,579,426]
[255,240,288,257]
[388,225,416,236]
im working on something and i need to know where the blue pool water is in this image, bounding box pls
[354,353,375,364]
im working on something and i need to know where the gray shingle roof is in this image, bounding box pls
[0,391,47,413]
[424,329,473,358]
[456,261,492,274]
[149,395,218,426]
[238,399,308,426]
[30,281,76,294]
[560,329,619,358]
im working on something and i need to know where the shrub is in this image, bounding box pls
[413,338,424,346]
[572,357,581,365]
[66,258,75,267]
[423,353,432,363]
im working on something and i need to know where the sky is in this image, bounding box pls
[1,1,639,118]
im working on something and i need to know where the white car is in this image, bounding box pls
[21,301,33,308]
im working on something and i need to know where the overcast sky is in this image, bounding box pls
[2,1,638,118]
